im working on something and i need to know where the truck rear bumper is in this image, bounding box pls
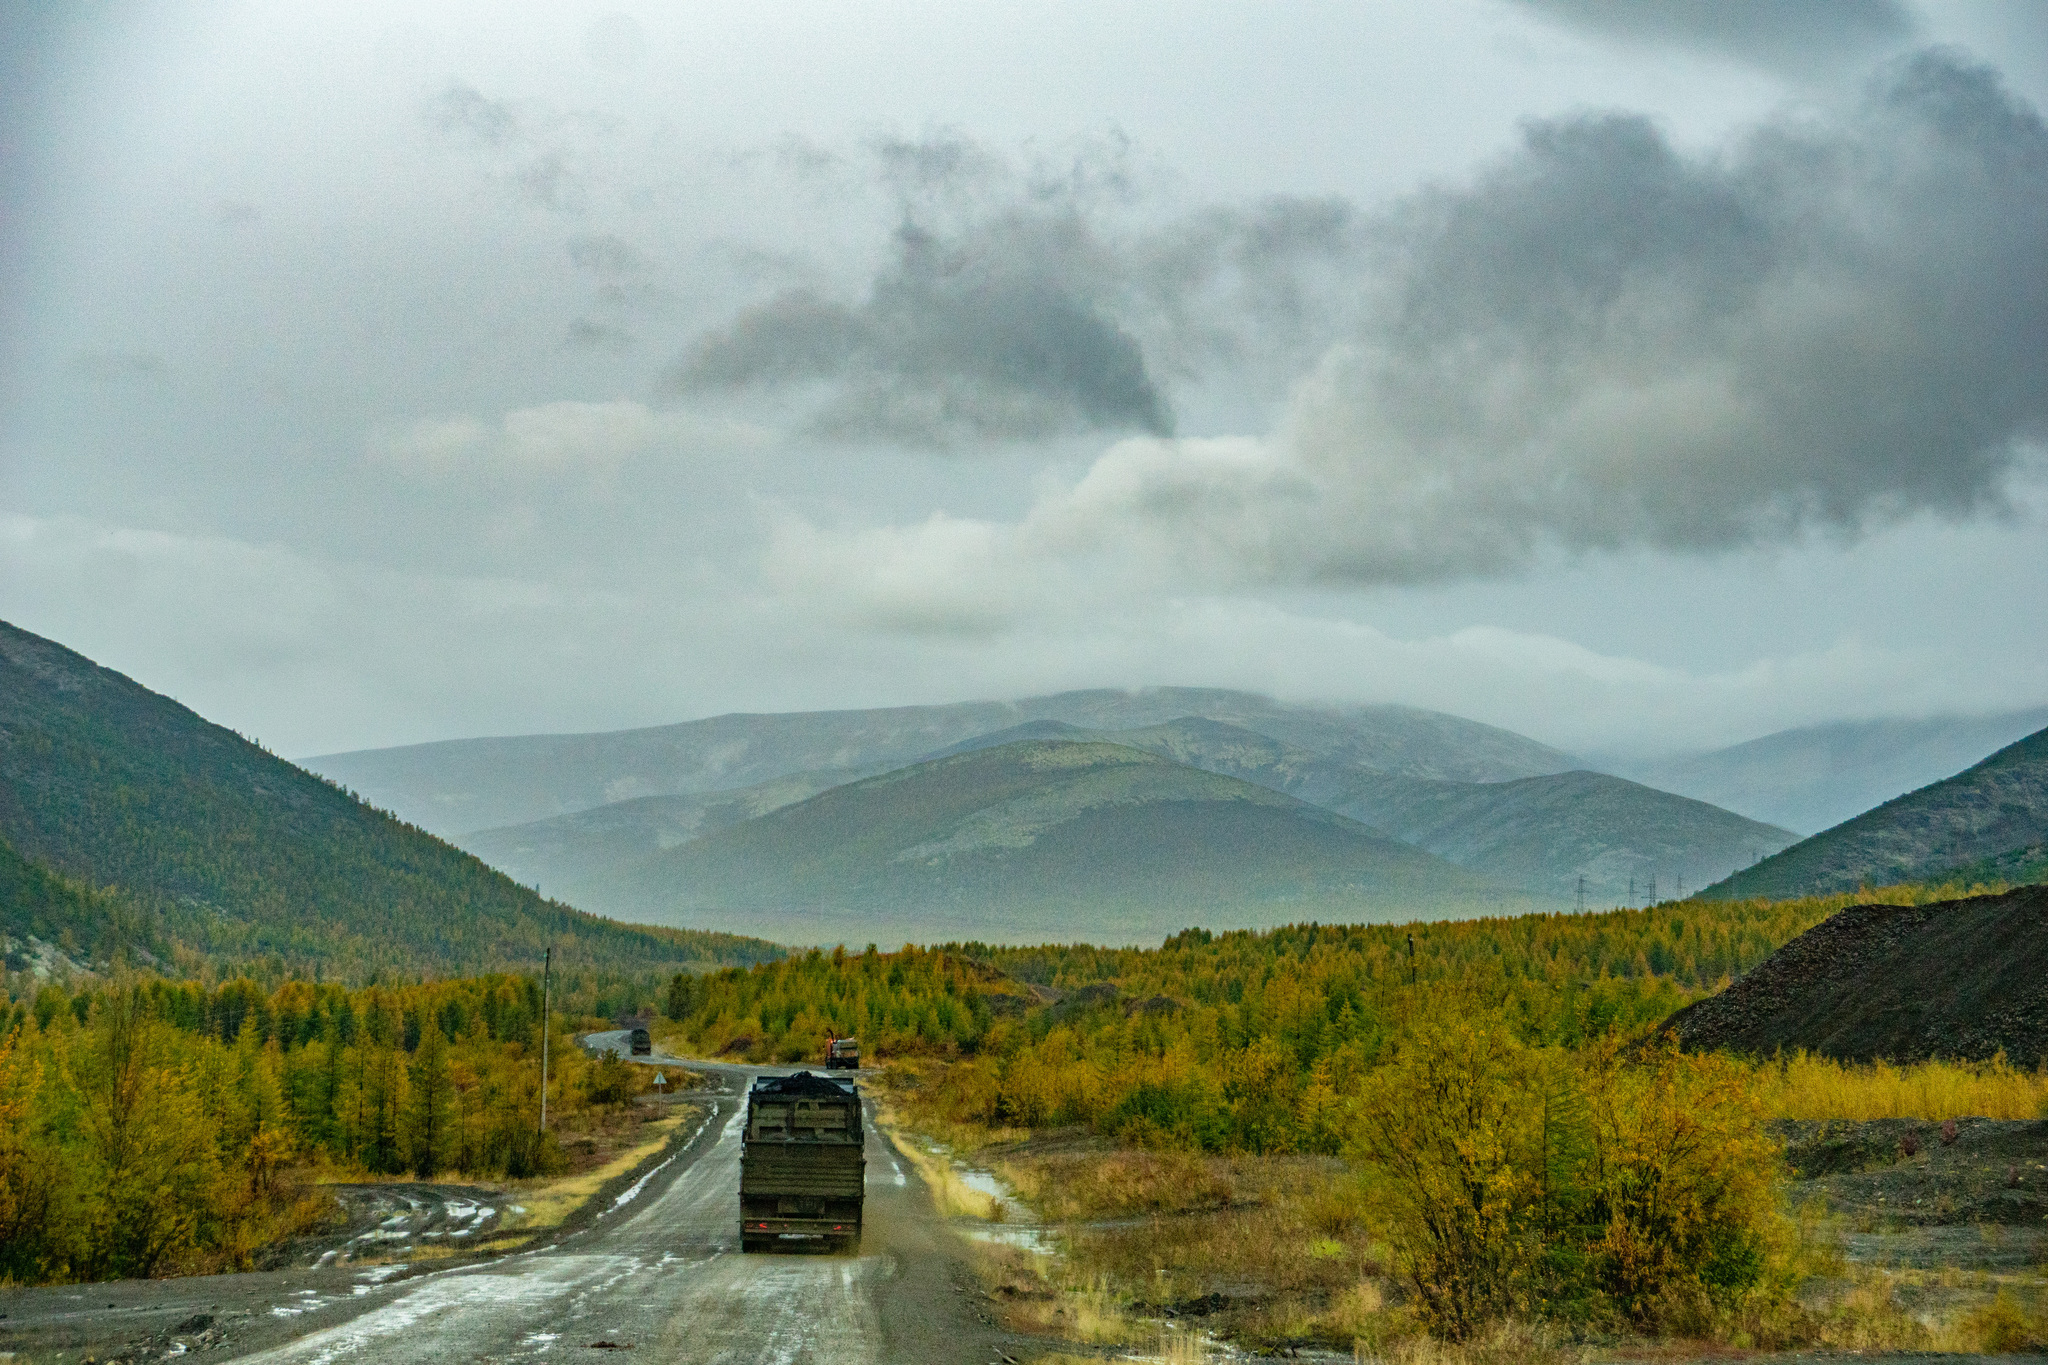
[740,1218,859,1237]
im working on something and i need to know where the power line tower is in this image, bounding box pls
[1576,874,1586,914]
[1647,875,1657,904]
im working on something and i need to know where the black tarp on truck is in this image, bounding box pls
[740,1071,864,1252]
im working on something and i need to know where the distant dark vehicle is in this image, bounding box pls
[825,1036,860,1070]
[630,1027,652,1056]
[740,1071,864,1253]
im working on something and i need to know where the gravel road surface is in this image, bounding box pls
[0,1049,1026,1365]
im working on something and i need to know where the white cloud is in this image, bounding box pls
[371,400,767,481]
[763,509,1039,636]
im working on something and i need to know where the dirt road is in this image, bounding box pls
[0,1054,1028,1365]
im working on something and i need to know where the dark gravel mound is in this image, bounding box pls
[1665,885,2048,1066]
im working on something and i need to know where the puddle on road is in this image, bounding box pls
[957,1170,1005,1201]
[961,1224,1058,1254]
[901,1132,1061,1260]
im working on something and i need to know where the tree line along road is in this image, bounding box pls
[0,1045,1029,1365]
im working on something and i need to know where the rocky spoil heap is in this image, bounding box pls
[1665,884,2047,1066]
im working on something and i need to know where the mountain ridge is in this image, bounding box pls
[1624,708,2048,834]
[1701,726,2048,901]
[604,738,1536,946]
[0,619,782,976]
[459,714,1796,920]
[304,688,1580,839]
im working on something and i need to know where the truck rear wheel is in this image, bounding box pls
[741,1234,772,1254]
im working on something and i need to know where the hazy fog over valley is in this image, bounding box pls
[6,0,2046,765]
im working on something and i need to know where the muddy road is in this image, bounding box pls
[0,1055,1027,1365]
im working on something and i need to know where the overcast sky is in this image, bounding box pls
[4,0,2046,761]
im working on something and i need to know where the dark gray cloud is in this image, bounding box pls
[433,82,521,147]
[1510,0,1917,73]
[674,207,1174,445]
[430,82,592,212]
[947,49,2048,587]
[672,135,1367,445]
[1333,48,2048,564]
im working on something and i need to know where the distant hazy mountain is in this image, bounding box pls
[1702,726,2048,901]
[600,738,1535,947]
[304,688,1577,839]
[1331,771,1798,905]
[461,764,885,908]
[1626,709,2048,835]
[467,713,1790,921]
[0,619,781,976]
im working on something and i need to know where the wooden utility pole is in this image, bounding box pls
[539,946,552,1137]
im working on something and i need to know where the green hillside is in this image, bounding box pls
[0,835,163,969]
[1702,725,2048,900]
[949,717,1795,904]
[1625,707,2048,834]
[610,738,1532,946]
[1330,769,1797,904]
[459,763,884,906]
[0,619,782,977]
[460,714,1792,925]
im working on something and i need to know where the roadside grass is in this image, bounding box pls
[1796,1264,2048,1353]
[1158,1323,1211,1363]
[972,1242,1137,1346]
[892,1059,2048,1361]
[1053,1155,1393,1337]
[1746,1051,2048,1120]
[500,1104,697,1232]
[874,1103,1007,1222]
[1363,1320,1577,1365]
[943,1127,1403,1352]
[994,1149,1234,1222]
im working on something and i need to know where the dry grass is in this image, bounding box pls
[1064,1157,1386,1312]
[996,1148,1234,1222]
[1748,1051,2048,1120]
[972,1237,1137,1344]
[1158,1323,1212,1363]
[1960,1288,2048,1352]
[880,1121,1006,1221]
[1360,1320,1576,1365]
[1793,1264,2048,1353]
[996,1147,1398,1351]
[501,1104,696,1231]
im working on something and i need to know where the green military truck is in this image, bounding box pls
[740,1071,865,1253]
